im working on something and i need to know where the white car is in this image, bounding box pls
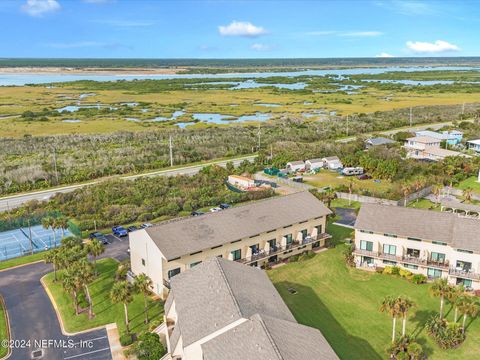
[210,207,222,213]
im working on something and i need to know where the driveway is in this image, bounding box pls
[0,235,130,359]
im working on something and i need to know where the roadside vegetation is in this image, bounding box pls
[0,296,9,358]
[0,251,48,271]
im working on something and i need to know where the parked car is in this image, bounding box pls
[191,211,205,216]
[127,226,138,232]
[139,223,153,229]
[112,226,128,237]
[357,174,372,180]
[210,207,222,213]
[292,176,303,183]
[219,203,231,209]
[89,232,109,245]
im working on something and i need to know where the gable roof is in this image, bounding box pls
[306,158,324,164]
[423,147,469,158]
[287,160,305,166]
[169,257,296,347]
[145,191,332,260]
[366,137,395,146]
[354,204,480,252]
[406,136,441,144]
[202,314,339,360]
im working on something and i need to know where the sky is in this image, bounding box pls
[0,0,479,58]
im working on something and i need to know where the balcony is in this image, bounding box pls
[449,268,480,281]
[353,249,449,269]
[237,233,331,265]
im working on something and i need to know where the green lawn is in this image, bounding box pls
[43,258,163,335]
[327,220,354,245]
[268,246,480,360]
[330,198,361,210]
[0,298,9,358]
[305,170,397,198]
[407,198,440,210]
[456,176,480,195]
[0,251,48,271]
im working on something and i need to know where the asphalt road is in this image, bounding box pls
[0,235,130,360]
[0,155,257,212]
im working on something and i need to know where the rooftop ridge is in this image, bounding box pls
[214,257,243,319]
[254,314,285,360]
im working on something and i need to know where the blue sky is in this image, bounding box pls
[1,0,478,58]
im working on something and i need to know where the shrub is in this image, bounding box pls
[299,250,316,261]
[133,332,166,360]
[426,316,465,349]
[342,245,355,267]
[288,255,300,263]
[383,266,400,275]
[120,333,134,347]
[386,335,425,360]
[410,274,427,284]
[399,269,413,279]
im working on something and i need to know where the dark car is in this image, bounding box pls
[127,226,138,232]
[219,203,231,209]
[357,174,372,180]
[191,211,205,216]
[112,226,128,237]
[89,232,109,245]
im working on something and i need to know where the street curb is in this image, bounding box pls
[0,260,45,273]
[0,295,12,360]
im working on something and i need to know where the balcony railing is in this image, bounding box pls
[353,249,449,269]
[237,233,331,265]
[449,268,480,281]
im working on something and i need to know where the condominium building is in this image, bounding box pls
[353,204,480,290]
[159,256,339,360]
[130,191,331,298]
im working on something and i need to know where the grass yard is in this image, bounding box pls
[304,170,398,198]
[330,197,361,210]
[43,258,163,335]
[407,198,440,210]
[0,251,48,271]
[268,246,480,360]
[456,176,480,195]
[0,297,9,358]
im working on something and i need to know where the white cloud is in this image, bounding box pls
[21,0,60,17]
[251,43,272,51]
[406,40,460,53]
[376,52,394,58]
[218,21,267,37]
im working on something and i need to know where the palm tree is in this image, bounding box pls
[77,259,95,319]
[446,284,464,323]
[347,178,355,206]
[413,177,425,203]
[111,281,133,332]
[87,239,104,276]
[431,184,442,206]
[134,274,153,324]
[380,295,401,343]
[463,187,474,203]
[430,278,452,319]
[400,182,411,207]
[323,188,336,208]
[56,216,69,238]
[457,296,479,333]
[397,296,414,336]
[62,268,80,315]
[44,248,62,282]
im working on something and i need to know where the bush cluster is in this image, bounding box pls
[426,316,465,349]
[382,266,426,284]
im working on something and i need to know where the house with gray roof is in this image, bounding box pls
[365,137,396,148]
[160,256,339,360]
[353,204,480,290]
[129,191,332,298]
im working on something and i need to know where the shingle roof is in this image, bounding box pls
[423,147,468,158]
[354,204,480,252]
[145,191,332,260]
[441,200,480,213]
[202,314,339,360]
[169,257,296,347]
[287,160,305,166]
[323,156,340,162]
[406,136,441,144]
[307,158,324,163]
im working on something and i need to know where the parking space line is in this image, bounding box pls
[111,234,122,242]
[64,347,110,359]
[71,335,107,346]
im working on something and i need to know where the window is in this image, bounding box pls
[430,252,446,263]
[407,237,422,242]
[268,239,276,250]
[406,248,420,258]
[384,233,397,238]
[190,261,202,268]
[403,263,418,270]
[315,225,322,235]
[167,268,181,279]
[383,260,397,266]
[285,234,293,245]
[360,240,373,252]
[360,230,373,234]
[456,278,473,288]
[362,257,374,264]
[250,244,259,254]
[432,241,447,246]
[301,229,308,240]
[457,249,474,254]
[231,249,241,261]
[141,258,145,266]
[427,268,442,279]
[456,261,472,271]
[383,244,396,256]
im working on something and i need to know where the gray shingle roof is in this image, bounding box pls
[366,137,395,146]
[145,191,332,260]
[202,314,339,360]
[354,204,480,252]
[287,160,305,166]
[441,200,480,213]
[169,257,296,347]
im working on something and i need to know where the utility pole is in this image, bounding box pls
[169,135,173,167]
[462,102,465,115]
[52,147,59,185]
[409,107,413,128]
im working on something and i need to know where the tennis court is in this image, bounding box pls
[0,225,70,261]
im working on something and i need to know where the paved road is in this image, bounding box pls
[0,236,130,360]
[0,155,257,212]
